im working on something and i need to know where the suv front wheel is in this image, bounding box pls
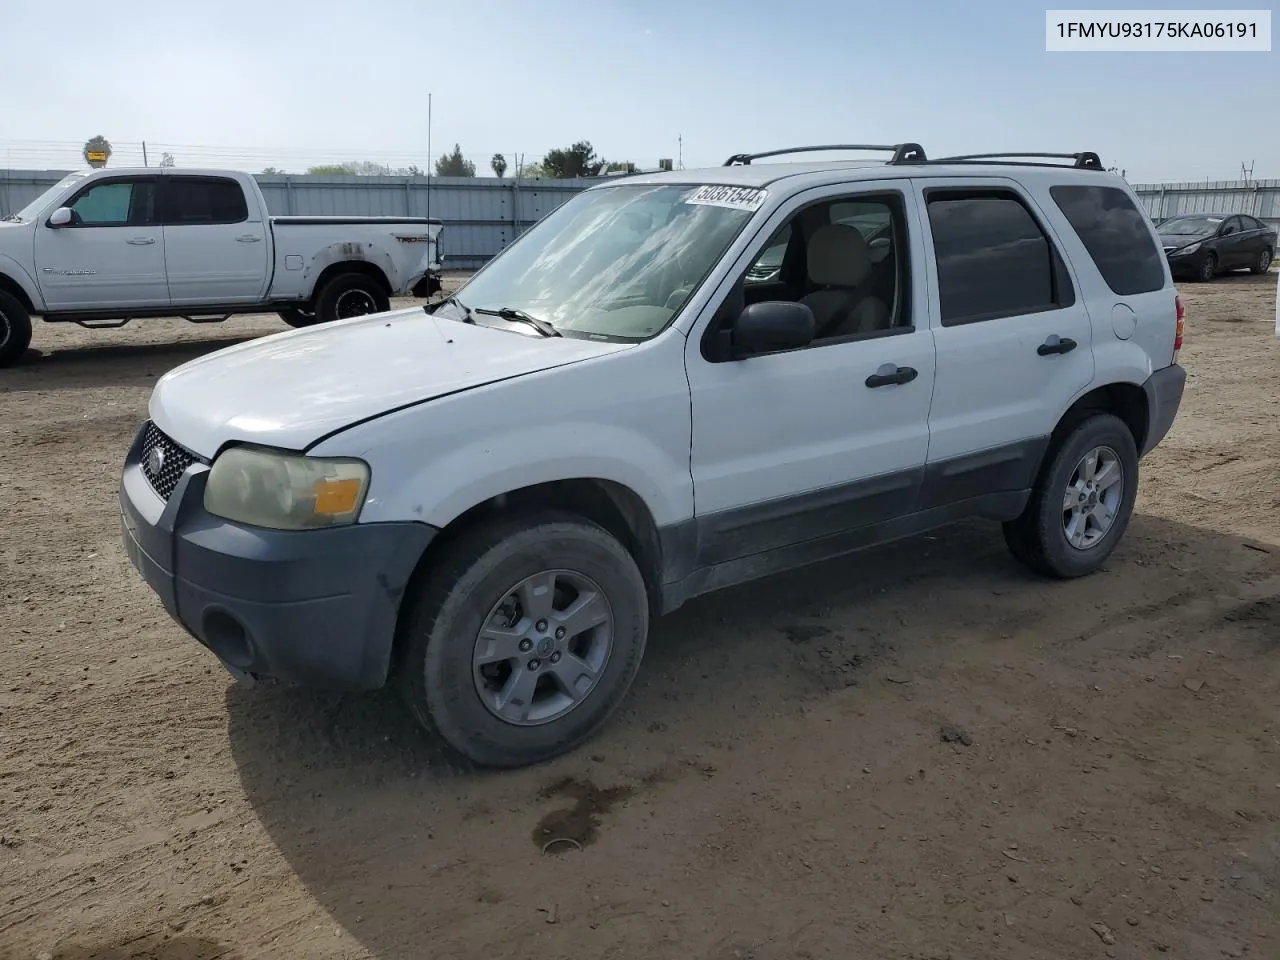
[395,510,650,768]
[1003,413,1139,579]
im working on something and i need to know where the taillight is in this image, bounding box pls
[1173,295,1184,361]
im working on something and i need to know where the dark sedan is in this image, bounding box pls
[1158,213,1276,282]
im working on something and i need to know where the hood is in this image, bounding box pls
[1158,231,1210,251]
[149,307,631,458]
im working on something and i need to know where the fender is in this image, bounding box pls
[298,241,398,299]
[0,257,46,312]
[308,335,697,533]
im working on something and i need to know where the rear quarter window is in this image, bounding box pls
[1049,184,1166,296]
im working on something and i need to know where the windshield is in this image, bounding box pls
[7,173,86,222]
[1158,215,1222,236]
[446,182,761,341]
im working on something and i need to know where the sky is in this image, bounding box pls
[0,0,1275,183]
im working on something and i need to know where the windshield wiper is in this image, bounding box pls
[474,306,561,338]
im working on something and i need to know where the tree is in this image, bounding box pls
[261,166,285,175]
[159,152,175,168]
[490,153,508,178]
[542,141,605,179]
[83,134,112,169]
[435,144,476,177]
[305,161,422,176]
[515,160,547,179]
[605,161,636,174]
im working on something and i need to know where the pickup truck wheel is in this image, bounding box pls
[278,307,318,328]
[315,274,389,325]
[0,290,33,368]
[1002,413,1139,579]
[395,510,649,769]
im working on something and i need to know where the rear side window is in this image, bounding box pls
[161,176,249,225]
[925,190,1074,326]
[1050,185,1165,296]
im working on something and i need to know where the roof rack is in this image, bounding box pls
[722,143,927,166]
[927,151,1104,170]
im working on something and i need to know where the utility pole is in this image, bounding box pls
[677,134,684,170]
[425,93,432,226]
[142,141,148,167]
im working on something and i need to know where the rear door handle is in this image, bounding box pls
[865,363,918,388]
[235,234,263,243]
[1037,335,1077,356]
[126,237,156,245]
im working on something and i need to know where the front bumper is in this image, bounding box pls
[118,424,437,690]
[1140,363,1186,457]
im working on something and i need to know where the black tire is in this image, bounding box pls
[1002,413,1139,579]
[1249,247,1273,275]
[395,509,650,769]
[313,273,390,326]
[1195,252,1217,282]
[0,289,33,368]
[278,307,318,328]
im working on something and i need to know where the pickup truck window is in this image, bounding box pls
[450,183,757,342]
[160,176,249,225]
[66,177,157,227]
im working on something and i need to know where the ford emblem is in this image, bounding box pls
[145,446,166,476]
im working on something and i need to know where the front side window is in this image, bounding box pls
[446,183,759,341]
[68,179,156,226]
[162,177,249,225]
[926,190,1073,325]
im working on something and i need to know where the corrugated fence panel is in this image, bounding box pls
[4,170,1277,265]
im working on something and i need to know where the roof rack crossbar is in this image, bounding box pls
[930,151,1104,170]
[723,143,927,166]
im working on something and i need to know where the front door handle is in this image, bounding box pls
[235,234,263,243]
[126,237,156,245]
[865,363,919,388]
[1037,335,1077,356]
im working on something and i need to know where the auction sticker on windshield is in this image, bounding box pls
[684,185,768,211]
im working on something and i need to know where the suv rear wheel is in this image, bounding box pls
[1003,413,1139,579]
[395,510,650,768]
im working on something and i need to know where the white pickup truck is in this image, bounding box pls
[0,167,443,366]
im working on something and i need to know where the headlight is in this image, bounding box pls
[1171,241,1201,256]
[203,445,370,530]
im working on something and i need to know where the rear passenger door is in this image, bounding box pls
[914,178,1094,510]
[160,175,270,306]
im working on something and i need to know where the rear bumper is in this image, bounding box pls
[1140,363,1186,456]
[118,424,436,690]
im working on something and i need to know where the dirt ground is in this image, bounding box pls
[2,271,1278,960]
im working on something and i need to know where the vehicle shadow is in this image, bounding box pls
[6,336,261,392]
[37,937,241,960]
[224,512,1277,959]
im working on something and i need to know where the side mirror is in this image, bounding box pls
[47,207,74,227]
[729,301,815,358]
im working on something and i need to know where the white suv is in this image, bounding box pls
[119,144,1187,768]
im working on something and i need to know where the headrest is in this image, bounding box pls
[807,222,873,287]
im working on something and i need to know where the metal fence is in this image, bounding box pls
[3,169,1277,268]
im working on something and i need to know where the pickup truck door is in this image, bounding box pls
[160,175,270,306]
[33,175,168,311]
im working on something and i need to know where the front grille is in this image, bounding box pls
[140,422,198,500]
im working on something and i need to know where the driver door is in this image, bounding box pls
[33,175,168,311]
[684,180,936,567]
